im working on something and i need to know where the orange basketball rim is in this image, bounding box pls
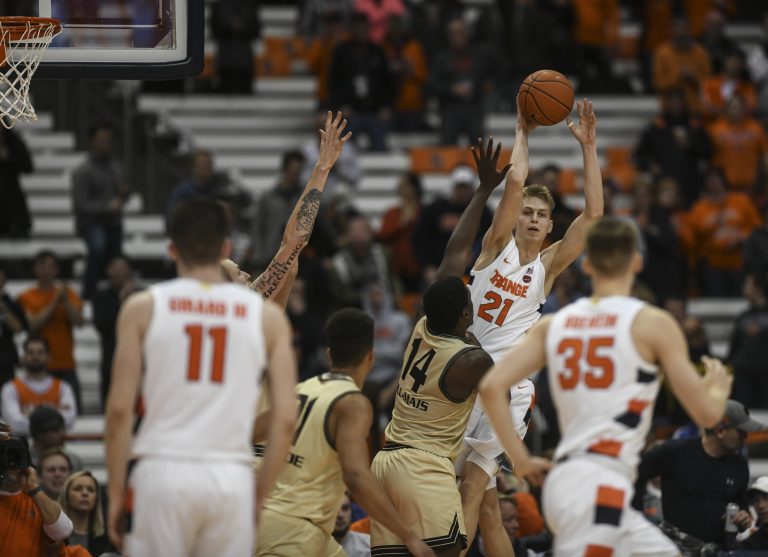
[0,17,62,129]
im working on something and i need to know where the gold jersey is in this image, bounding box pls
[260,372,360,534]
[384,316,482,461]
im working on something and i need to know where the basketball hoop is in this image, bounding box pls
[0,17,61,129]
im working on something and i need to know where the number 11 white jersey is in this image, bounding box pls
[469,239,547,362]
[132,278,266,463]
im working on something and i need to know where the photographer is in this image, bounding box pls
[0,424,73,555]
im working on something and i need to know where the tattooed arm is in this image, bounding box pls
[250,112,351,308]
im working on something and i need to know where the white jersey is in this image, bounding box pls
[546,296,661,478]
[133,278,266,463]
[468,238,547,362]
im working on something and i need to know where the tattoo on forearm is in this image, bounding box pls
[295,189,322,236]
[254,239,307,299]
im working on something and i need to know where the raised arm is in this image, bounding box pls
[640,308,731,428]
[105,291,152,549]
[333,394,435,557]
[474,97,535,271]
[478,317,553,478]
[254,300,298,520]
[434,138,511,282]
[250,111,351,307]
[541,99,604,293]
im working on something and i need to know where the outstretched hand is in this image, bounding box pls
[566,98,596,146]
[317,111,353,168]
[471,137,512,191]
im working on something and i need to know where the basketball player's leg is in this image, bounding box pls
[457,459,495,552]
[476,488,514,557]
[124,459,200,557]
[193,462,254,557]
[257,508,333,556]
[543,459,676,556]
[371,448,467,554]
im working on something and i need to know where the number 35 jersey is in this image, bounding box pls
[385,316,483,461]
[133,278,266,463]
[545,296,661,477]
[263,373,360,535]
[469,238,547,362]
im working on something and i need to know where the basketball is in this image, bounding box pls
[518,70,575,126]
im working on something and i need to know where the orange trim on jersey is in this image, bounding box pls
[595,486,624,509]
[584,544,614,557]
[587,440,622,457]
[628,399,649,414]
[12,377,62,414]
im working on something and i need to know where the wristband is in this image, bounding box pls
[27,486,43,497]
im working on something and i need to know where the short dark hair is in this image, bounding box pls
[33,250,58,266]
[168,199,231,266]
[325,309,374,368]
[402,171,423,201]
[23,336,49,353]
[38,448,72,471]
[586,217,639,277]
[423,276,469,334]
[88,123,112,140]
[281,150,305,171]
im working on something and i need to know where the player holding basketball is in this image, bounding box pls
[222,111,351,308]
[369,276,495,557]
[480,217,732,555]
[255,309,434,557]
[434,98,603,554]
[105,199,298,556]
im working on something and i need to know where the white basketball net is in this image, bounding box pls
[0,19,61,129]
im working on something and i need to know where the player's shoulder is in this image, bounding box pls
[453,345,494,371]
[633,305,678,335]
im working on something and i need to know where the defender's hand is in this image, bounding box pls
[316,111,352,169]
[471,137,512,191]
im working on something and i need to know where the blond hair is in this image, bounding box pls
[58,470,105,538]
[586,217,639,276]
[523,184,555,213]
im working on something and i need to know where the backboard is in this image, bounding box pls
[31,0,204,79]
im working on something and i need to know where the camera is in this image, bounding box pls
[0,435,31,480]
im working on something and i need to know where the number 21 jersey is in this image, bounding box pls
[133,278,266,463]
[469,239,546,362]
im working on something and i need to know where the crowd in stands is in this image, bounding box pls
[2,1,768,556]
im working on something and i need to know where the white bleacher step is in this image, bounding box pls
[71,415,104,437]
[488,115,649,134]
[141,95,314,114]
[34,153,85,172]
[226,152,410,173]
[702,322,736,343]
[67,441,104,465]
[15,113,54,130]
[21,174,69,193]
[27,195,143,214]
[32,215,165,237]
[688,298,749,318]
[0,237,167,259]
[253,77,315,95]
[19,132,75,151]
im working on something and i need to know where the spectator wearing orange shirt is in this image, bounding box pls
[702,49,758,120]
[571,0,619,91]
[354,0,404,45]
[688,167,763,296]
[376,172,423,293]
[0,337,77,437]
[17,251,84,411]
[306,12,349,110]
[383,15,428,132]
[653,18,712,110]
[709,94,768,193]
[0,432,73,557]
[638,0,675,90]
